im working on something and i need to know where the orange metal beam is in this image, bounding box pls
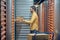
[1,0,6,40]
[48,0,55,40]
[11,0,14,40]
[42,3,45,32]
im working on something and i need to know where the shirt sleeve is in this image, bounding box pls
[23,14,36,24]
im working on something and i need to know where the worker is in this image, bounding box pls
[16,6,39,40]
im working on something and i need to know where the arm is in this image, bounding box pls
[23,14,36,24]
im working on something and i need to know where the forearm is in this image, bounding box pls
[23,20,32,24]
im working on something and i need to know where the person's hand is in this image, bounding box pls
[15,17,20,22]
[19,17,24,22]
[16,16,24,22]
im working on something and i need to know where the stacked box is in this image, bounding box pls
[28,34,49,40]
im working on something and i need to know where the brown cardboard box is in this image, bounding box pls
[28,34,49,40]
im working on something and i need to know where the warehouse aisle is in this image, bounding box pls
[15,0,33,40]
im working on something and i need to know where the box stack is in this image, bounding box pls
[28,34,49,40]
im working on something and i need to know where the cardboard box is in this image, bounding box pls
[28,33,49,40]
